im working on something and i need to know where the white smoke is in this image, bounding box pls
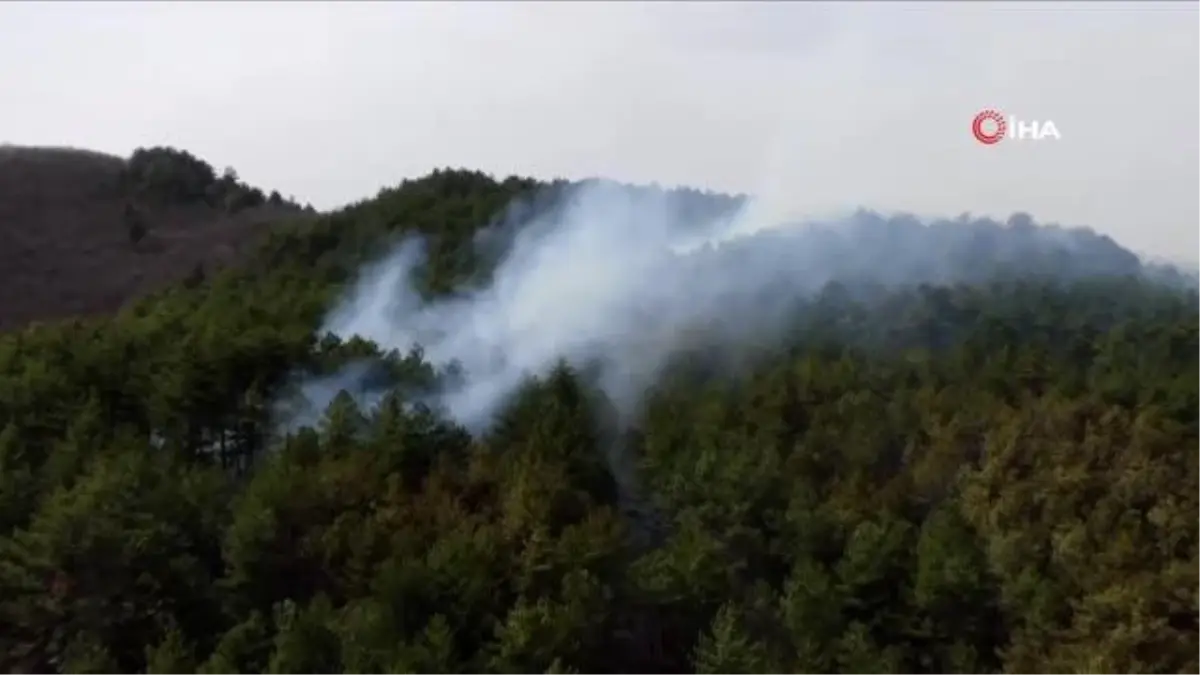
[287,178,1153,435]
[295,182,792,432]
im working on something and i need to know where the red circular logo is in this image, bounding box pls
[972,109,1006,145]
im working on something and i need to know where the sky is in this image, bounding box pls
[1,1,1196,263]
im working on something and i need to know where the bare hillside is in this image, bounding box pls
[0,145,313,331]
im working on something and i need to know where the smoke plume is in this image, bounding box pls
[287,178,1161,434]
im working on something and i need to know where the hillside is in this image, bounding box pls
[0,145,313,331]
[0,166,1195,674]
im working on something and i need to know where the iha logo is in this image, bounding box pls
[972,109,1061,145]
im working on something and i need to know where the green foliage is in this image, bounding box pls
[121,146,291,213]
[123,147,218,205]
[0,168,1195,673]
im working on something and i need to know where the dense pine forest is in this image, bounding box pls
[0,154,1196,674]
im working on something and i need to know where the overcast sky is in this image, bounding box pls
[1,1,1196,262]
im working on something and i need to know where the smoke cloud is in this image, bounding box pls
[286,179,1164,435]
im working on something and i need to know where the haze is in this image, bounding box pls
[1,1,1196,263]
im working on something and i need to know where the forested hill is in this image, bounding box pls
[0,164,1196,674]
[0,145,313,331]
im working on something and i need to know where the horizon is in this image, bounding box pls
[7,143,1197,271]
[1,1,1196,264]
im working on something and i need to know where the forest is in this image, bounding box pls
[0,161,1196,674]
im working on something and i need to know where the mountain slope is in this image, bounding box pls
[0,164,1194,674]
[0,145,313,331]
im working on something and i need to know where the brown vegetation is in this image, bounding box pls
[0,144,313,331]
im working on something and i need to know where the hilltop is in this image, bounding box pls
[0,144,314,331]
[0,145,1191,335]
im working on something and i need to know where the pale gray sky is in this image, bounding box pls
[1,1,1197,262]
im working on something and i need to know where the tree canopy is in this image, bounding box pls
[0,165,1195,674]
